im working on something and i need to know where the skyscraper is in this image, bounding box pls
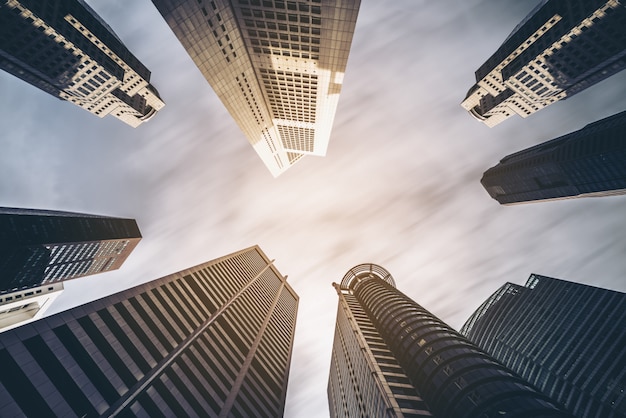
[481,110,626,204]
[461,0,626,127]
[461,274,626,418]
[0,0,164,127]
[0,245,298,417]
[0,207,141,294]
[152,0,361,176]
[328,264,570,418]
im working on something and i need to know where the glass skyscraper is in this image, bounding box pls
[0,0,164,127]
[461,274,626,418]
[0,207,141,295]
[461,0,626,127]
[152,0,361,176]
[481,110,626,204]
[0,245,298,417]
[327,264,570,418]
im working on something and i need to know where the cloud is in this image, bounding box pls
[1,0,625,417]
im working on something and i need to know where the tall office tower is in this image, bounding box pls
[461,275,626,418]
[327,264,570,418]
[481,110,626,204]
[0,207,141,294]
[461,0,626,127]
[0,0,164,127]
[0,246,299,417]
[152,0,360,176]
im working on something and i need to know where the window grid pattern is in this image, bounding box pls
[239,0,322,60]
[329,290,432,417]
[462,275,626,418]
[277,124,314,152]
[287,151,304,163]
[0,209,140,293]
[461,0,626,127]
[0,246,298,417]
[0,1,164,127]
[152,0,360,175]
[260,68,318,123]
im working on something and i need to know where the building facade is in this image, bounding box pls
[0,207,141,294]
[152,0,361,176]
[461,0,626,127]
[461,274,626,418]
[0,245,298,417]
[481,110,626,204]
[328,264,570,418]
[0,283,63,333]
[0,0,164,127]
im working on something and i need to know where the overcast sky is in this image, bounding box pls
[1,0,625,416]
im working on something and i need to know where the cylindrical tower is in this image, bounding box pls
[341,264,571,418]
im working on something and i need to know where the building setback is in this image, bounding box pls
[152,0,361,176]
[0,283,63,333]
[461,0,626,127]
[328,264,571,418]
[461,274,626,418]
[0,207,141,295]
[481,110,626,204]
[0,245,298,417]
[0,0,164,127]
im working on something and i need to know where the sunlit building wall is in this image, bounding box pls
[0,207,141,294]
[0,283,63,333]
[0,245,298,417]
[152,0,361,176]
[481,110,626,204]
[328,264,570,418]
[0,0,165,127]
[461,0,626,127]
[461,274,626,418]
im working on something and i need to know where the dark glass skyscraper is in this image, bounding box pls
[0,245,298,417]
[461,0,626,127]
[0,207,141,294]
[481,110,626,204]
[328,264,570,418]
[0,0,164,127]
[461,274,626,418]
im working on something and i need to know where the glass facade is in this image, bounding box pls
[0,0,164,127]
[0,207,141,294]
[0,245,298,417]
[481,110,626,204]
[461,274,626,418]
[151,0,361,176]
[461,0,626,127]
[328,264,570,418]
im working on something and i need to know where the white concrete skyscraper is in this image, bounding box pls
[0,0,165,127]
[462,0,626,127]
[152,0,361,176]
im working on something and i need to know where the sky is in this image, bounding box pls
[1,0,626,416]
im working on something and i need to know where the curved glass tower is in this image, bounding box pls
[328,264,571,418]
